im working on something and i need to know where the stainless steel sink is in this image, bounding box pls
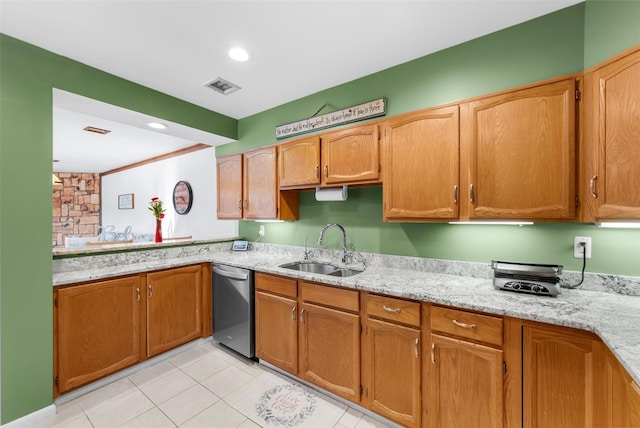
[279,261,362,277]
[326,268,363,277]
[279,261,337,275]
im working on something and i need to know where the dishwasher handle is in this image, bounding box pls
[213,266,249,281]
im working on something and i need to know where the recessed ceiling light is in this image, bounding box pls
[147,122,167,130]
[228,47,250,62]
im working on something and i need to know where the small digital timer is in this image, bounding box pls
[232,240,249,251]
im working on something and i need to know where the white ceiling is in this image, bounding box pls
[1,0,584,172]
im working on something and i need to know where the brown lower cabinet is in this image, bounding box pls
[54,263,210,396]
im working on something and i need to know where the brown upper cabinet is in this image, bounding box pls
[216,148,299,220]
[582,47,640,221]
[460,78,578,221]
[277,123,381,189]
[383,105,460,221]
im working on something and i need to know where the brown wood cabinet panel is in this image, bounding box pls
[599,343,640,428]
[278,136,321,188]
[55,275,144,394]
[255,290,298,374]
[321,124,380,185]
[298,302,361,403]
[366,294,420,327]
[383,105,460,221]
[586,48,640,220]
[216,154,243,219]
[427,334,503,428]
[146,265,202,358]
[431,305,503,347]
[523,324,599,428]
[300,281,359,312]
[255,272,297,298]
[364,318,421,428]
[463,78,577,220]
[243,146,279,219]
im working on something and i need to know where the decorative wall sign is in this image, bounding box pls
[118,193,134,209]
[275,98,386,139]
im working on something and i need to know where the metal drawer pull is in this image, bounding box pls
[431,343,435,364]
[300,309,305,323]
[382,305,401,313]
[148,284,152,298]
[237,200,242,209]
[453,185,458,204]
[324,165,328,178]
[315,165,319,178]
[291,307,296,321]
[589,175,598,198]
[452,319,476,329]
[136,288,140,302]
[415,338,419,359]
[469,184,474,203]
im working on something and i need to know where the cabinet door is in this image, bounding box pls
[600,344,640,427]
[321,124,380,185]
[298,302,360,403]
[427,334,503,428]
[590,50,640,219]
[383,106,459,221]
[255,290,298,374]
[464,79,576,220]
[146,265,202,358]
[216,154,243,219]
[55,275,144,394]
[364,318,421,428]
[243,146,278,219]
[278,136,320,188]
[523,325,599,428]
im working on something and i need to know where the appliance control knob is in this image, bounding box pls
[532,285,541,293]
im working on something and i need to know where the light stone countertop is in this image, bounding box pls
[52,243,640,387]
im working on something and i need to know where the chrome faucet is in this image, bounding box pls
[317,223,351,263]
[303,235,312,261]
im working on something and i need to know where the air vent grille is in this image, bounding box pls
[205,77,241,95]
[83,126,111,135]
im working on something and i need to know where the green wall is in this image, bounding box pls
[0,34,237,424]
[223,2,640,277]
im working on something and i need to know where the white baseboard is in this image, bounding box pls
[1,405,56,428]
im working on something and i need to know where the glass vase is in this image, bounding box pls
[155,219,163,243]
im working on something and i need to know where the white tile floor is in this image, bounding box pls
[33,342,395,428]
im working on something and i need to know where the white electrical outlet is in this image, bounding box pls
[574,236,592,259]
[258,225,265,237]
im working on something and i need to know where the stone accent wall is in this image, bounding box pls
[53,172,101,247]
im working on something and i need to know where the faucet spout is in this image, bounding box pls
[317,223,349,263]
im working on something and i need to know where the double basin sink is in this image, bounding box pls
[279,261,363,277]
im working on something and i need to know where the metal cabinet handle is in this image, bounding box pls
[237,200,242,209]
[148,284,152,298]
[452,319,476,329]
[431,343,435,364]
[453,185,458,205]
[469,184,474,203]
[589,175,598,199]
[243,200,247,209]
[315,165,319,178]
[324,165,328,178]
[136,288,140,302]
[382,305,401,313]
[415,338,419,359]
[291,306,296,321]
[300,308,305,323]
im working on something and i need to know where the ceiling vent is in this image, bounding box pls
[83,126,111,135]
[205,77,241,95]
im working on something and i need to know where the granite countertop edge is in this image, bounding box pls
[52,250,640,386]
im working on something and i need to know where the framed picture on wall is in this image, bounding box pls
[118,193,134,209]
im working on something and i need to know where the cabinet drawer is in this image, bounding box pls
[431,306,503,347]
[366,294,420,327]
[255,273,297,298]
[300,281,359,312]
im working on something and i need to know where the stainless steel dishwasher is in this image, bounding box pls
[212,264,255,359]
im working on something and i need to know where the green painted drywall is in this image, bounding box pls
[584,0,640,68]
[227,2,640,277]
[0,34,237,424]
[242,188,640,276]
